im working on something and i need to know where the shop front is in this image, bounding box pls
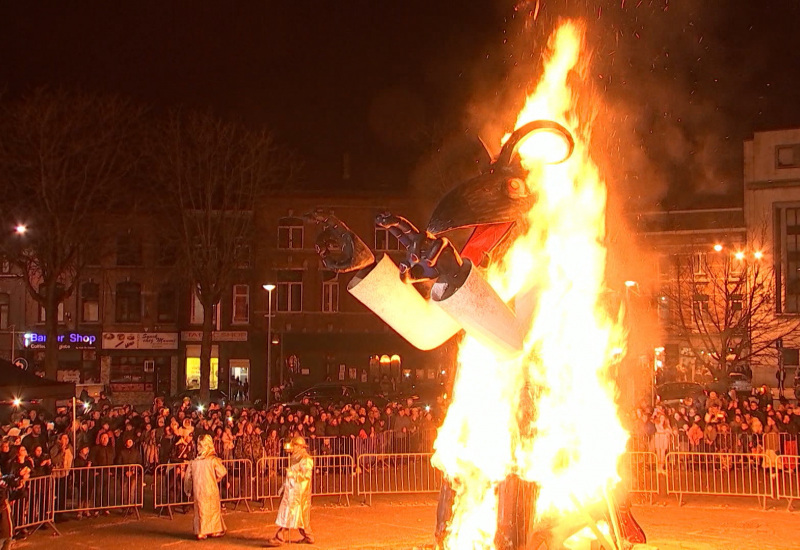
[180,331,253,400]
[23,330,100,387]
[101,332,179,406]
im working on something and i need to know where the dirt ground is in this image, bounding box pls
[12,495,800,550]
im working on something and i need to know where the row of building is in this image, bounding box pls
[637,127,800,388]
[0,193,455,405]
[4,127,800,404]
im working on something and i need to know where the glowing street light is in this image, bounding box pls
[14,224,27,235]
[12,397,21,407]
[754,251,763,260]
[734,251,745,260]
[713,244,723,252]
[263,284,276,406]
[624,280,637,288]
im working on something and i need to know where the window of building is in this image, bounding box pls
[115,281,142,323]
[116,233,142,266]
[185,344,219,390]
[232,284,250,324]
[277,270,303,312]
[691,252,707,277]
[82,242,102,267]
[1,260,10,274]
[156,241,178,267]
[776,144,800,169]
[374,225,402,251]
[0,293,8,330]
[779,206,800,313]
[692,293,709,323]
[81,282,100,323]
[235,237,252,268]
[729,293,743,312]
[157,286,177,323]
[277,217,304,249]
[782,348,800,367]
[37,284,65,323]
[190,291,217,325]
[321,271,339,313]
[657,293,669,323]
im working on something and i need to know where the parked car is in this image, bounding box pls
[656,382,707,409]
[284,382,387,409]
[706,372,753,398]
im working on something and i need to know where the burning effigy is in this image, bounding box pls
[311,19,646,550]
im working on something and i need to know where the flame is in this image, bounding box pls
[433,20,628,548]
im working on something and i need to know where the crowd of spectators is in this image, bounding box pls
[629,384,800,469]
[0,389,444,491]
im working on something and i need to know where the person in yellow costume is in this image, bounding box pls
[268,436,314,545]
[183,434,227,540]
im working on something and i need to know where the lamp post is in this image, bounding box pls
[263,284,275,406]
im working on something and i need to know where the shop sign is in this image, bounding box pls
[102,332,179,350]
[25,331,99,350]
[181,330,248,342]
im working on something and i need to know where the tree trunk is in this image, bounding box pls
[43,280,61,413]
[199,297,214,404]
[44,281,60,380]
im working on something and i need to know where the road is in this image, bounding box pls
[13,495,800,549]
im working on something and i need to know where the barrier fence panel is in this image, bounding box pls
[620,452,659,502]
[220,459,253,512]
[153,459,253,519]
[775,455,800,509]
[153,463,192,518]
[282,430,438,462]
[312,454,355,505]
[12,474,59,537]
[255,454,355,509]
[256,456,287,509]
[53,464,144,520]
[665,452,771,508]
[356,453,442,505]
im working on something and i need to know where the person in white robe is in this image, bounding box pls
[270,436,314,545]
[183,434,227,540]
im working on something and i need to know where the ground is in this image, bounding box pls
[13,495,800,550]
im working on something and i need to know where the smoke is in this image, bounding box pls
[411,0,755,210]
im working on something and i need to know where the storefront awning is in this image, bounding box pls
[0,359,76,401]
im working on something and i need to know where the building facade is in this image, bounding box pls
[1,192,456,405]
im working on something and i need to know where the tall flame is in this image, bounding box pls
[433,20,628,548]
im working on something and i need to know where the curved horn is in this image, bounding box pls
[496,119,575,166]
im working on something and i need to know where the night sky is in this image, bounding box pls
[1,1,799,208]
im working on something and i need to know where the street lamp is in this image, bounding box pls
[14,224,27,235]
[263,284,276,406]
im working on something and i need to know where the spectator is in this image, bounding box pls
[21,423,47,454]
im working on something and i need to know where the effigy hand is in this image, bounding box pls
[306,212,375,273]
[375,213,469,287]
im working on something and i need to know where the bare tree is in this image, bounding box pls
[664,234,800,380]
[0,88,143,380]
[152,109,300,403]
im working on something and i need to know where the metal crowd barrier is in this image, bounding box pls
[665,452,771,508]
[153,458,253,519]
[356,452,442,505]
[53,464,144,519]
[12,475,59,537]
[255,454,356,509]
[620,451,659,502]
[775,454,800,510]
[280,430,437,460]
[628,432,800,456]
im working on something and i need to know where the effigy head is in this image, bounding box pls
[427,120,574,235]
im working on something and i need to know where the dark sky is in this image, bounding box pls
[1,1,799,208]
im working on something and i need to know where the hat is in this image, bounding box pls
[7,428,20,437]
